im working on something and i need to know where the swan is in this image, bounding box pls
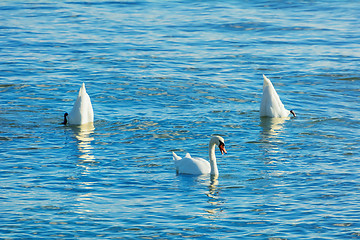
[62,83,94,125]
[172,136,227,176]
[260,74,296,118]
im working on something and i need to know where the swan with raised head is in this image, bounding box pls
[172,136,227,176]
[260,74,296,118]
[62,83,94,125]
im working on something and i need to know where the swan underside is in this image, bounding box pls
[260,75,290,118]
[64,83,94,125]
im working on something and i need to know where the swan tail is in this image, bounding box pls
[262,74,271,87]
[172,152,182,161]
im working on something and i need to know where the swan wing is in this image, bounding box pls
[175,156,210,175]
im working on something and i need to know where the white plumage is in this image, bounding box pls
[260,74,295,118]
[173,152,211,175]
[172,136,227,176]
[63,83,94,125]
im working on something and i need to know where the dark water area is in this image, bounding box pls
[1,0,359,239]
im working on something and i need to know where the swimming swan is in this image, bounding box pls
[172,136,227,176]
[62,83,94,125]
[260,74,296,118]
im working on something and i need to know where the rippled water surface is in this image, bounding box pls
[1,0,360,239]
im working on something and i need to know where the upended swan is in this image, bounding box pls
[62,83,94,125]
[172,136,227,176]
[260,74,296,118]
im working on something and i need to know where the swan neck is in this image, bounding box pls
[209,142,218,176]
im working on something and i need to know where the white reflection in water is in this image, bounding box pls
[69,123,96,213]
[208,174,219,195]
[70,123,95,164]
[260,117,289,141]
[176,174,223,219]
[259,117,290,158]
[203,175,224,219]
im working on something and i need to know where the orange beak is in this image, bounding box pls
[219,143,227,155]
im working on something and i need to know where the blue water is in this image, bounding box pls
[1,0,360,239]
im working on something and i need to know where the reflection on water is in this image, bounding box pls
[259,117,289,157]
[205,175,223,219]
[206,174,220,199]
[176,174,223,219]
[260,117,289,141]
[70,123,95,164]
[69,123,96,214]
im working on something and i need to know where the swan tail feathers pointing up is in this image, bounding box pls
[68,82,94,125]
[172,152,182,161]
[260,74,290,118]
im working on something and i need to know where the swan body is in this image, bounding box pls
[260,74,295,118]
[63,83,94,125]
[172,136,227,176]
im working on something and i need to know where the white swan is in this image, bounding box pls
[63,83,94,125]
[172,136,227,176]
[260,74,296,118]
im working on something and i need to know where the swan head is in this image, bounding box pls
[211,136,227,155]
[290,110,296,117]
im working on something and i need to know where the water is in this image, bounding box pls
[1,0,360,239]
